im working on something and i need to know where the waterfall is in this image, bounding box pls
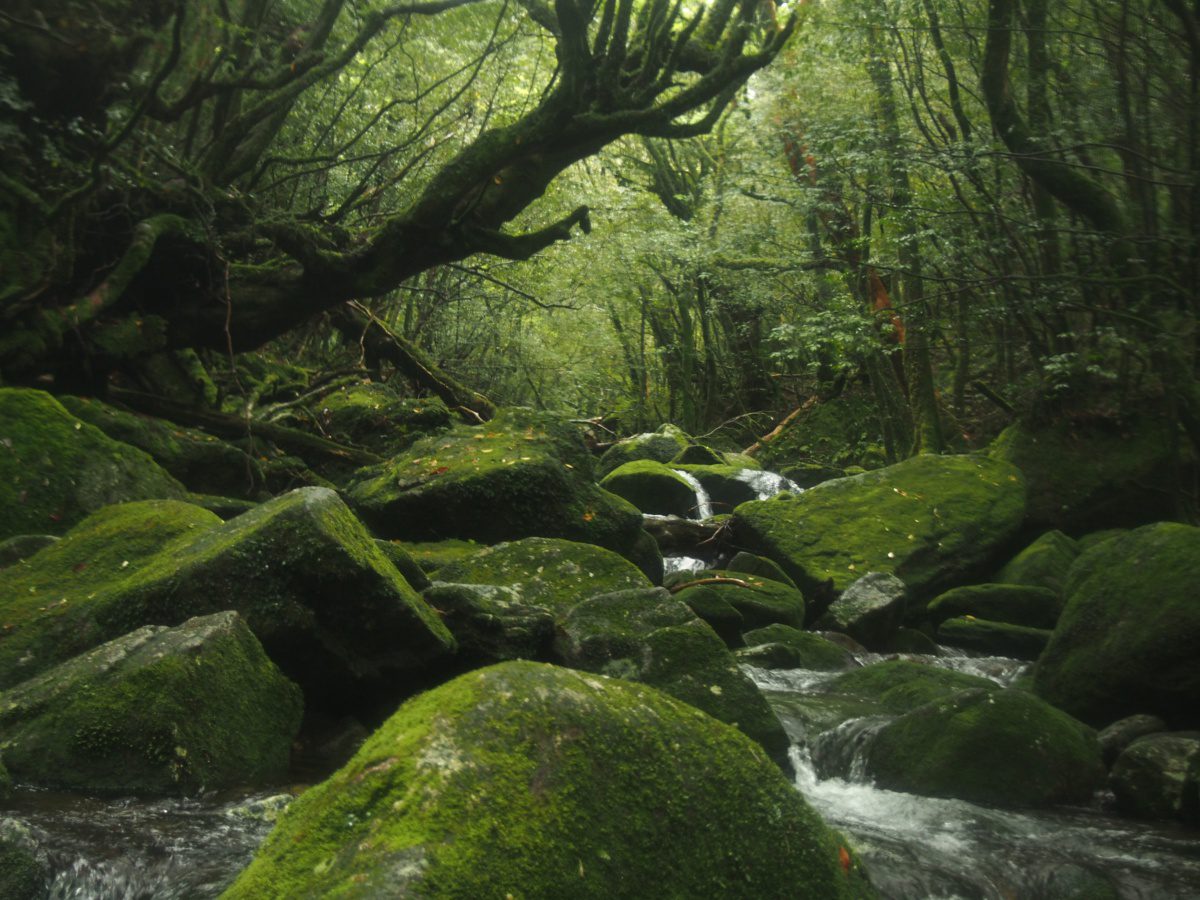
[731,468,805,500]
[671,469,713,520]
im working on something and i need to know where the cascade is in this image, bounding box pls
[670,469,713,520]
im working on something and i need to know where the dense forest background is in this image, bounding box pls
[3,0,1198,507]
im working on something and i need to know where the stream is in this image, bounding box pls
[747,654,1200,899]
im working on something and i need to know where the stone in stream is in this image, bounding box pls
[223,661,873,899]
[935,616,1052,660]
[598,459,701,518]
[0,818,49,900]
[726,551,798,588]
[0,490,454,708]
[0,388,188,541]
[828,659,1000,715]
[0,611,302,794]
[421,581,555,667]
[1098,714,1168,767]
[345,407,662,580]
[595,425,690,478]
[994,529,1080,597]
[925,583,1062,630]
[554,588,791,771]
[736,624,856,671]
[1108,732,1200,824]
[816,571,907,649]
[673,570,806,639]
[1033,522,1200,729]
[732,454,1026,608]
[863,688,1104,808]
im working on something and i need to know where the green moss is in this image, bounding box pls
[726,552,798,589]
[223,661,871,899]
[995,530,1079,595]
[435,537,650,618]
[346,408,654,571]
[375,540,430,591]
[925,583,1062,629]
[0,489,454,700]
[0,388,187,540]
[864,688,1104,807]
[672,463,760,513]
[936,616,1052,660]
[673,585,744,646]
[318,385,452,456]
[0,819,48,900]
[58,394,264,498]
[732,454,1026,602]
[829,660,999,714]
[673,570,805,633]
[0,612,302,795]
[670,444,727,466]
[1034,523,1200,728]
[740,625,854,671]
[599,459,699,517]
[401,538,485,573]
[595,430,689,479]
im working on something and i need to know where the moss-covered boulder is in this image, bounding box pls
[726,552,798,588]
[732,454,1026,604]
[422,582,555,666]
[829,659,999,714]
[346,407,660,578]
[0,388,187,540]
[401,538,485,573]
[737,625,855,671]
[925,583,1062,629]
[0,611,302,794]
[995,530,1079,596]
[433,537,651,619]
[375,539,430,591]
[988,415,1182,533]
[673,571,806,635]
[57,395,265,498]
[223,661,872,899]
[0,490,454,706]
[816,572,907,649]
[1033,523,1200,728]
[1098,714,1167,766]
[1109,732,1200,823]
[0,819,48,900]
[595,428,690,479]
[555,588,791,768]
[936,616,1052,660]
[599,460,700,517]
[317,384,452,456]
[864,688,1104,807]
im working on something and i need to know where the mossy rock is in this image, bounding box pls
[223,661,872,899]
[599,460,700,517]
[936,616,1052,660]
[738,625,855,671]
[671,464,779,515]
[434,537,651,619]
[375,539,430,591]
[863,688,1104,807]
[925,583,1062,629]
[988,415,1182,533]
[0,819,48,900]
[1033,523,1200,728]
[317,384,452,456]
[671,585,744,646]
[58,395,264,498]
[726,552,797,588]
[1098,714,1168,766]
[0,611,302,795]
[779,463,846,489]
[816,572,907,649]
[0,490,454,707]
[732,454,1026,604]
[401,538,485,573]
[0,535,58,570]
[0,388,187,541]
[670,444,727,466]
[673,570,805,634]
[555,588,791,769]
[422,582,554,666]
[345,408,659,578]
[1109,732,1200,823]
[829,659,999,715]
[595,429,690,479]
[995,530,1079,596]
[879,627,940,655]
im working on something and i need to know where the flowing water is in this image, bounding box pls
[669,469,714,519]
[747,655,1200,899]
[3,788,288,898]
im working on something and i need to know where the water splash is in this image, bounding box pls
[731,468,804,500]
[662,555,706,577]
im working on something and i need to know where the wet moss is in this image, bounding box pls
[936,616,1052,660]
[829,660,999,714]
[732,454,1026,602]
[925,583,1062,629]
[317,385,452,456]
[740,625,854,671]
[673,570,805,634]
[864,688,1104,807]
[595,430,689,479]
[434,537,650,618]
[0,388,187,540]
[599,460,699,517]
[995,530,1079,596]
[0,612,302,795]
[223,661,872,899]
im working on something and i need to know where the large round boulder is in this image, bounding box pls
[224,661,872,899]
[732,454,1026,605]
[599,459,700,517]
[1032,522,1200,728]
